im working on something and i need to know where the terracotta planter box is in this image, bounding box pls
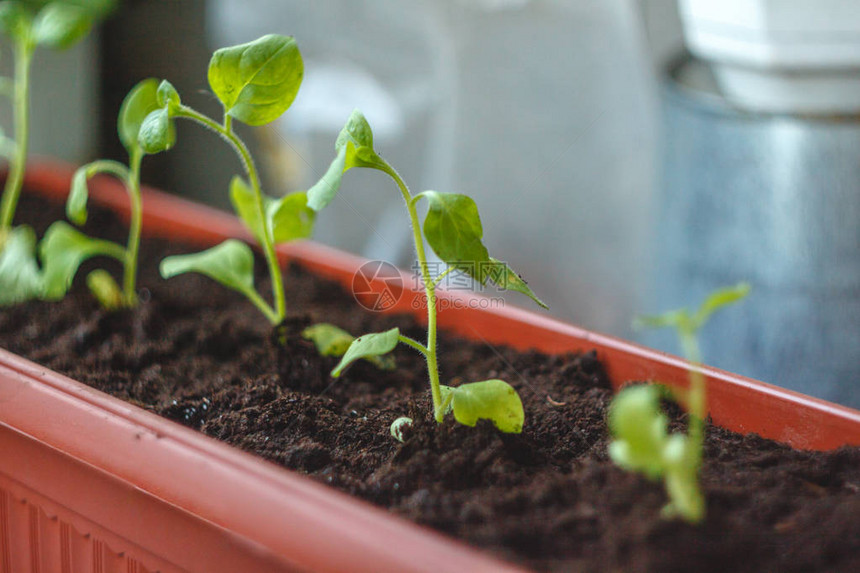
[1,161,859,572]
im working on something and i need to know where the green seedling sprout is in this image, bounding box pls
[139,34,313,325]
[0,0,114,304]
[608,282,751,523]
[37,78,163,308]
[304,110,547,434]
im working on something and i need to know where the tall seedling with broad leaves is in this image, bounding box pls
[0,0,114,305]
[37,79,165,308]
[608,283,751,523]
[305,110,548,434]
[140,34,314,325]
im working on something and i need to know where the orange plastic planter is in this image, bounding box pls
[1,161,858,572]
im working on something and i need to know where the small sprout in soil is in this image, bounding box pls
[390,416,413,443]
[309,110,545,433]
[302,323,394,371]
[39,78,162,308]
[609,282,751,523]
[147,34,313,325]
[0,0,114,303]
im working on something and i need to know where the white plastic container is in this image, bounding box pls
[678,0,860,113]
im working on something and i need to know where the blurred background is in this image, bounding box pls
[3,0,859,408]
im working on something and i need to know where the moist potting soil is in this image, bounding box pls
[2,193,859,572]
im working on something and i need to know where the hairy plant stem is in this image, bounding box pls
[378,161,445,422]
[174,105,285,324]
[0,39,34,232]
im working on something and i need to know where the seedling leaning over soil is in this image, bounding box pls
[0,0,114,304]
[608,282,751,523]
[305,110,547,434]
[36,78,163,309]
[138,34,314,325]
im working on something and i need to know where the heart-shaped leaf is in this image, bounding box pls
[32,3,92,49]
[208,34,303,126]
[268,191,314,243]
[421,191,490,282]
[445,379,524,433]
[138,107,176,155]
[303,323,394,370]
[160,239,257,299]
[39,221,126,300]
[331,327,400,377]
[607,384,668,480]
[0,225,42,305]
[118,78,160,154]
[307,110,381,211]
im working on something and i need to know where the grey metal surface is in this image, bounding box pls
[650,56,860,407]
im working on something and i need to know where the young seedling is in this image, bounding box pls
[36,78,164,308]
[0,0,114,303]
[305,110,547,434]
[608,282,751,523]
[138,34,313,325]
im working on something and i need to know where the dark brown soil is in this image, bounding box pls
[2,193,859,572]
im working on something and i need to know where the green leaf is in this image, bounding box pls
[0,225,43,305]
[307,146,346,212]
[607,385,668,480]
[118,78,160,154]
[447,379,524,433]
[330,327,400,378]
[39,221,126,300]
[232,177,314,247]
[268,191,314,243]
[208,34,303,126]
[138,107,176,155]
[32,3,92,49]
[486,257,547,309]
[335,109,374,152]
[0,2,32,42]
[229,176,266,243]
[67,163,90,225]
[156,79,180,111]
[85,268,123,310]
[159,239,258,300]
[303,323,355,357]
[694,282,751,328]
[421,191,490,282]
[307,110,382,212]
[303,323,394,370]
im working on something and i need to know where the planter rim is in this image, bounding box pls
[1,159,858,572]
